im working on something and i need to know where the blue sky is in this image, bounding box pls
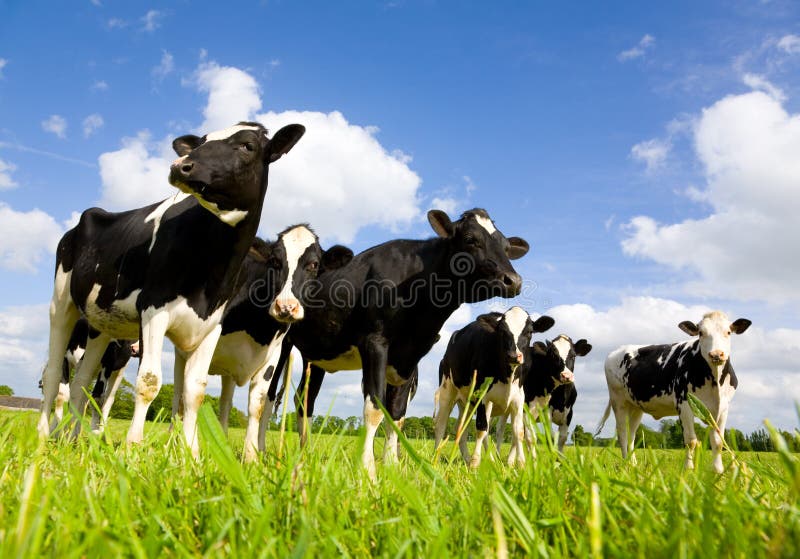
[1,1,799,434]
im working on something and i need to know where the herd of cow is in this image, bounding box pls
[34,120,752,478]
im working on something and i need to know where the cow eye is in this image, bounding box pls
[307,261,319,273]
[242,142,255,152]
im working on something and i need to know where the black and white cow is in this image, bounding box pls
[548,383,578,452]
[495,334,591,460]
[38,121,305,457]
[433,307,555,467]
[266,208,529,479]
[596,311,751,473]
[39,318,139,433]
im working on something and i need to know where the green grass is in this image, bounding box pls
[1,408,798,558]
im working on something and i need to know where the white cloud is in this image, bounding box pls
[547,296,800,434]
[97,131,175,210]
[152,50,174,81]
[106,18,127,30]
[90,80,108,92]
[140,10,164,33]
[192,60,262,132]
[41,115,67,139]
[89,0,102,6]
[742,73,785,101]
[777,34,800,54]
[622,90,800,305]
[0,58,7,78]
[618,34,655,62]
[0,158,18,190]
[0,203,64,272]
[82,113,104,138]
[630,138,671,173]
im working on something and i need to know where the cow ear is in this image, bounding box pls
[428,210,454,238]
[730,318,752,335]
[531,315,555,333]
[507,237,530,260]
[268,124,306,163]
[574,339,592,357]
[477,312,502,329]
[678,321,700,336]
[173,135,203,157]
[320,245,354,272]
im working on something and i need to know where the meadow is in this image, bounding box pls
[1,408,798,558]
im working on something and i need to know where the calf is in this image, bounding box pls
[495,334,591,460]
[39,318,138,433]
[433,308,555,467]
[38,121,305,457]
[267,208,530,479]
[596,311,751,473]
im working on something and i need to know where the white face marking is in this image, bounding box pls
[475,214,497,235]
[204,124,261,142]
[696,311,733,368]
[504,306,529,356]
[270,226,317,321]
[145,192,192,251]
[552,335,575,382]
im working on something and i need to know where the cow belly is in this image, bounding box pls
[455,380,523,417]
[631,392,677,419]
[210,330,283,386]
[83,285,142,340]
[551,409,568,426]
[166,298,227,353]
[313,346,362,373]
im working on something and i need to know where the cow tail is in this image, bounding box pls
[594,400,612,438]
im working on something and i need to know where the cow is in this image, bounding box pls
[433,307,555,467]
[495,334,592,459]
[596,311,751,473]
[38,121,305,457]
[265,208,530,479]
[164,228,352,461]
[38,318,139,433]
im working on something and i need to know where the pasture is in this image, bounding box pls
[1,409,798,558]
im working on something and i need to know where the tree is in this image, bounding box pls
[0,385,14,396]
[572,424,594,446]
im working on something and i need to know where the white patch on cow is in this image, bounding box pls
[474,214,497,235]
[65,347,85,370]
[552,335,575,382]
[144,192,192,252]
[270,226,317,321]
[504,306,528,352]
[161,297,227,353]
[313,345,361,372]
[204,124,261,142]
[193,197,249,226]
[84,285,142,340]
[551,409,567,426]
[207,329,285,387]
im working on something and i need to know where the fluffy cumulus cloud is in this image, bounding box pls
[0,158,18,189]
[0,303,50,395]
[630,138,671,173]
[41,115,67,138]
[777,34,800,55]
[618,34,655,62]
[547,296,800,434]
[0,203,64,272]
[97,59,421,241]
[622,84,800,305]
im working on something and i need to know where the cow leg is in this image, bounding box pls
[613,401,630,460]
[556,421,569,453]
[244,350,283,461]
[626,407,644,465]
[68,333,111,437]
[360,336,389,480]
[679,404,698,470]
[181,325,222,458]
[127,310,170,446]
[39,273,80,438]
[509,402,526,467]
[91,366,125,434]
[432,378,457,461]
[494,413,507,458]
[264,337,292,430]
[469,401,493,469]
[50,357,71,432]
[382,380,413,464]
[711,406,729,474]
[89,364,111,433]
[524,402,540,460]
[171,351,186,425]
[454,401,472,464]
[295,363,325,447]
[219,375,234,434]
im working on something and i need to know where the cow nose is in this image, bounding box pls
[271,298,301,321]
[560,370,574,383]
[502,272,523,295]
[709,350,726,362]
[516,350,524,364]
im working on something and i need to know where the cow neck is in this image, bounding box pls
[414,236,463,317]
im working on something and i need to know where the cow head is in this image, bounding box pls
[428,208,529,302]
[169,121,305,227]
[678,311,751,368]
[533,334,592,385]
[478,307,555,367]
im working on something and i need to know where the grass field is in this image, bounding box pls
[1,408,798,558]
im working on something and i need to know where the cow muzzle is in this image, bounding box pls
[270,298,304,323]
[130,341,141,358]
[507,350,525,365]
[708,350,727,365]
[559,370,574,384]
